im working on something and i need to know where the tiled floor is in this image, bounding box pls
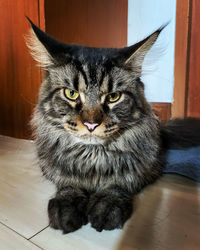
[0,135,200,250]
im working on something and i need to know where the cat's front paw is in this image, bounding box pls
[88,193,133,232]
[48,189,88,234]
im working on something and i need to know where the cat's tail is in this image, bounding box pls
[160,117,200,149]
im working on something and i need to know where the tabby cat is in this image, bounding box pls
[26,19,200,233]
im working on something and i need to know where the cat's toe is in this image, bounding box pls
[48,196,88,234]
[88,194,133,232]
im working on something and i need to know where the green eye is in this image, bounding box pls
[64,88,79,101]
[107,92,121,103]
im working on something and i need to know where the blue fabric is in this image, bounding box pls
[164,146,200,183]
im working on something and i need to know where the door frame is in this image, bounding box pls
[172,0,191,118]
[172,0,200,118]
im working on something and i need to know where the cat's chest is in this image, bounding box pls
[41,136,159,191]
[58,143,114,173]
[49,143,122,189]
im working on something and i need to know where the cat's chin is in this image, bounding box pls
[72,134,106,145]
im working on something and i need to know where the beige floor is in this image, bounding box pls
[0,135,200,250]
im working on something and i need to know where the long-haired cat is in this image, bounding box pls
[26,19,200,233]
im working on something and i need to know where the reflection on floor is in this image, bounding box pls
[0,135,199,250]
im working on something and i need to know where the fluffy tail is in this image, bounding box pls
[161,118,200,149]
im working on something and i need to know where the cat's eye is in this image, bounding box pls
[64,88,79,101]
[107,92,121,103]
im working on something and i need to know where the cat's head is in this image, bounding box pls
[26,19,161,144]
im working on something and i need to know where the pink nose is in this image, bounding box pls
[83,122,99,131]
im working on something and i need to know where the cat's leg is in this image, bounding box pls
[87,187,133,232]
[48,186,89,234]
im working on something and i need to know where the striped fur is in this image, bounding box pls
[27,20,164,233]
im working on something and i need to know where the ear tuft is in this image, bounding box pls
[25,17,71,68]
[116,28,164,76]
[125,30,161,66]
[25,28,54,67]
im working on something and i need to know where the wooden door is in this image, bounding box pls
[0,0,44,139]
[45,0,128,48]
[172,0,200,118]
[186,0,200,117]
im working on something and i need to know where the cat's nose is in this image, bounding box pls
[83,122,99,132]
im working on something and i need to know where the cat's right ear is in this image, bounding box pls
[25,17,69,68]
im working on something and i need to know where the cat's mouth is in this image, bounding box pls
[64,121,119,143]
[73,134,107,145]
[65,127,119,144]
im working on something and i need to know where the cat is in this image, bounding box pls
[26,18,200,233]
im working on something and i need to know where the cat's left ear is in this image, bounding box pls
[25,17,70,68]
[116,29,162,72]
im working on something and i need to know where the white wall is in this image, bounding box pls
[128,0,177,102]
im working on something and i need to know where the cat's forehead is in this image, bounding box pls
[48,44,136,94]
[69,45,119,63]
[68,62,112,94]
[49,56,134,95]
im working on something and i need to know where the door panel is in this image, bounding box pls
[45,0,128,48]
[186,0,200,117]
[0,0,43,138]
[173,0,200,118]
